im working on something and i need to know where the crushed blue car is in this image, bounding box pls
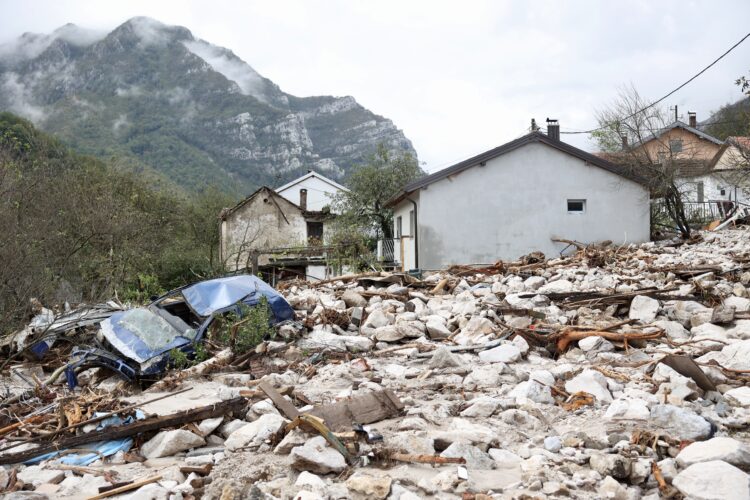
[66,275,294,387]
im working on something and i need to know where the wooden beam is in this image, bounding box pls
[87,475,162,500]
[258,381,300,420]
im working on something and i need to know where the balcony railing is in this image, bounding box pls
[653,199,750,225]
[377,239,398,262]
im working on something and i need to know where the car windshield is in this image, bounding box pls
[104,309,197,363]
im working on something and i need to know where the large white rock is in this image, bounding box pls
[16,466,64,487]
[197,417,224,437]
[291,436,347,474]
[653,320,690,340]
[725,296,750,312]
[453,316,494,345]
[677,437,750,468]
[340,335,373,352]
[629,295,659,323]
[564,369,612,403]
[345,472,392,499]
[428,347,463,368]
[478,344,521,363]
[538,279,574,294]
[524,276,546,291]
[725,386,750,407]
[297,329,346,351]
[460,396,502,418]
[224,413,286,451]
[604,398,650,420]
[425,319,452,339]
[140,429,205,459]
[649,404,712,441]
[363,309,392,329]
[507,370,556,405]
[673,460,750,500]
[440,441,495,470]
[578,336,615,352]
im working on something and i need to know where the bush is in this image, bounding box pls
[215,297,274,354]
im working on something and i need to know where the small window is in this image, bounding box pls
[307,221,323,245]
[396,216,402,238]
[567,199,586,213]
[696,182,704,203]
[720,188,726,196]
[408,210,415,237]
[669,139,683,153]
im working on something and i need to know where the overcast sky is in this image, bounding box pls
[1,0,749,172]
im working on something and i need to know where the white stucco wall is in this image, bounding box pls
[678,174,750,204]
[277,175,344,211]
[400,142,650,269]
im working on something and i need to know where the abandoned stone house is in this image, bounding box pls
[383,124,652,271]
[219,171,348,282]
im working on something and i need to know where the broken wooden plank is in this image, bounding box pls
[0,398,246,465]
[259,381,300,420]
[309,389,404,431]
[389,453,466,464]
[87,475,161,500]
[179,463,213,475]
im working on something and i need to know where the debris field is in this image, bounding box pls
[3,228,750,499]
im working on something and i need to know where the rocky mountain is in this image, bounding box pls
[0,17,416,193]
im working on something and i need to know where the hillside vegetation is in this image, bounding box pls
[0,112,232,331]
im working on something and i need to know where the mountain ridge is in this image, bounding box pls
[0,17,417,193]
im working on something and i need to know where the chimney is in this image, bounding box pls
[299,189,307,211]
[621,135,629,150]
[546,118,560,141]
[688,111,697,128]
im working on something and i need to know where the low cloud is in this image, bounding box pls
[0,24,104,65]
[1,73,47,122]
[128,17,171,48]
[183,39,269,103]
[112,113,129,133]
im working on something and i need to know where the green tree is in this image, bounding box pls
[331,144,422,240]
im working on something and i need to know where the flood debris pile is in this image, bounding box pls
[2,228,750,499]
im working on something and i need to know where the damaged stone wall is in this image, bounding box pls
[221,190,307,270]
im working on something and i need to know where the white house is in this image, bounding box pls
[275,170,349,212]
[384,126,651,271]
[677,136,750,205]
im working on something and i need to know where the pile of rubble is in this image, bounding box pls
[2,228,750,499]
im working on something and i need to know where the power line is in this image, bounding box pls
[560,31,750,135]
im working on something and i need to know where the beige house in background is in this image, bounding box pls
[639,113,724,165]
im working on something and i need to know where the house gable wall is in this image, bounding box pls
[409,142,650,269]
[277,175,343,212]
[221,191,307,270]
[642,127,722,163]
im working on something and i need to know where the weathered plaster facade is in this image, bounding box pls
[220,188,307,271]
